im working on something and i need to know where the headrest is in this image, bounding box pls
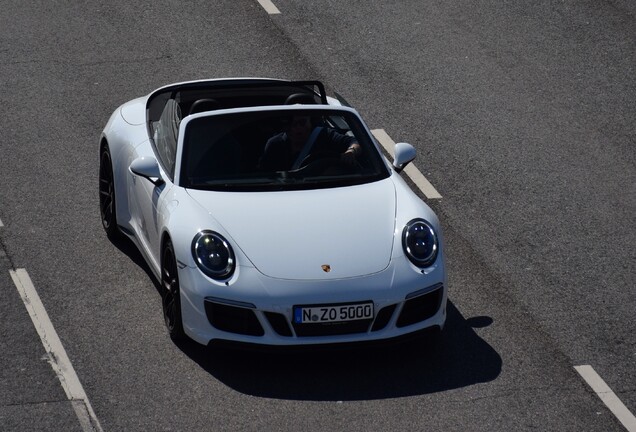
[284,93,318,105]
[189,98,221,115]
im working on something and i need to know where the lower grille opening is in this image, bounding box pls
[264,312,293,337]
[204,301,264,336]
[396,288,442,328]
[371,304,397,331]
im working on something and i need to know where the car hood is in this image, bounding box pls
[186,180,397,280]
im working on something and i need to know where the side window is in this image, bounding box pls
[153,99,181,178]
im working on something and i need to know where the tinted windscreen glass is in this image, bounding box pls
[180,109,389,191]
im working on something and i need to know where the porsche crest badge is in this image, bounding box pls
[321,264,331,273]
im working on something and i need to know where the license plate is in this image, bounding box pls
[293,302,374,324]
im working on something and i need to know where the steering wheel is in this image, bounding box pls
[298,151,339,169]
[293,151,351,176]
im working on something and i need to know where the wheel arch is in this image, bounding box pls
[161,231,171,251]
[160,231,174,266]
[100,131,134,235]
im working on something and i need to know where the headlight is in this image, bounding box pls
[191,231,235,279]
[402,219,438,267]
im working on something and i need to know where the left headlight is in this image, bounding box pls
[402,219,439,268]
[191,231,235,279]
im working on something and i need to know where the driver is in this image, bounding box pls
[259,114,361,171]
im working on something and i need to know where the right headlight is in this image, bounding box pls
[191,231,235,279]
[402,219,439,267]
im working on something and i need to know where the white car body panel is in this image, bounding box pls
[185,179,396,280]
[120,97,146,125]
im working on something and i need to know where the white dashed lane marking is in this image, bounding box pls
[257,0,281,14]
[575,365,636,432]
[10,268,103,432]
[371,129,442,199]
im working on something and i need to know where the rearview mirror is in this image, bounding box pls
[393,143,416,173]
[130,157,164,186]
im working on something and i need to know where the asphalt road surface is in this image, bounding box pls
[0,1,634,431]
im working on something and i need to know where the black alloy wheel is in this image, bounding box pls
[162,240,186,341]
[99,145,119,239]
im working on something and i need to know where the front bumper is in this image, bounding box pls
[178,257,447,346]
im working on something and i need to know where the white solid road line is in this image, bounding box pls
[257,0,281,14]
[0,217,3,227]
[10,268,103,432]
[575,365,636,432]
[371,129,442,199]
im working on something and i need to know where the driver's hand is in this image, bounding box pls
[341,146,360,166]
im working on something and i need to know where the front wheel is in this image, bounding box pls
[99,144,120,239]
[162,240,186,341]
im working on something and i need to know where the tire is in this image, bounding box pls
[161,240,186,341]
[99,144,120,239]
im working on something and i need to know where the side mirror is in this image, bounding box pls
[393,143,416,173]
[130,157,164,186]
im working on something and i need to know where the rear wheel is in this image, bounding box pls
[162,240,186,341]
[99,144,119,239]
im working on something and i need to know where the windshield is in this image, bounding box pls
[180,108,390,191]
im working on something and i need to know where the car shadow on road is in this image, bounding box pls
[175,301,501,401]
[108,234,501,400]
[109,233,163,291]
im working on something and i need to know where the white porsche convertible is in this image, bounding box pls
[99,78,446,347]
